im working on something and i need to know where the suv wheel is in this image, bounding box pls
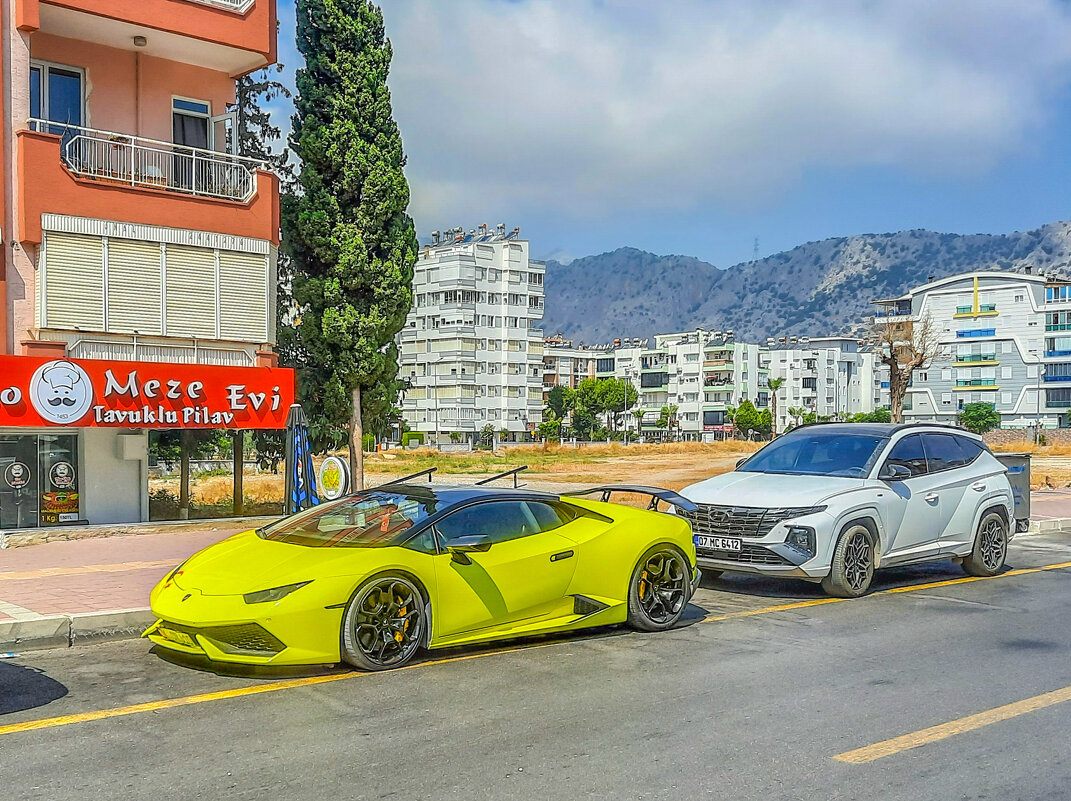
[962,511,1008,577]
[821,523,875,598]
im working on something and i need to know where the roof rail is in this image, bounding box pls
[475,466,528,488]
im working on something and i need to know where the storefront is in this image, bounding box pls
[0,354,294,529]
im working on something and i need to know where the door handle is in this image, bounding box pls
[924,493,939,503]
[971,482,986,492]
[550,550,574,562]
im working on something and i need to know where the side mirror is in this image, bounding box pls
[880,463,911,481]
[446,534,492,564]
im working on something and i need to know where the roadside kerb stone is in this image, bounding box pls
[0,609,154,653]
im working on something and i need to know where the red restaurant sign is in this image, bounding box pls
[0,355,295,429]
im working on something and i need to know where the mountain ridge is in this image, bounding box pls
[540,221,1071,343]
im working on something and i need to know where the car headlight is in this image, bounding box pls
[243,581,312,604]
[785,526,816,557]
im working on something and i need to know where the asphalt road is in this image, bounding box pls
[3,533,1071,801]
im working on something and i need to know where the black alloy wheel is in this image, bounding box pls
[341,575,425,671]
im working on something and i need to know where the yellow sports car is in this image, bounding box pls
[145,480,700,670]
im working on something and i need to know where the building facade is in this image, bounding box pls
[766,337,888,431]
[1,0,288,529]
[871,272,1056,428]
[398,226,545,442]
[589,330,768,440]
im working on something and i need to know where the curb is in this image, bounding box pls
[1028,517,1071,535]
[0,516,277,549]
[0,608,154,653]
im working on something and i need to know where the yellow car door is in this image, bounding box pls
[430,500,579,643]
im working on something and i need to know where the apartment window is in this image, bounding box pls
[29,61,84,143]
[942,392,952,405]
[1001,366,1012,380]
[1001,392,1013,406]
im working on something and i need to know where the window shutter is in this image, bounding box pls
[43,232,103,330]
[165,244,216,338]
[107,238,162,334]
[218,251,268,341]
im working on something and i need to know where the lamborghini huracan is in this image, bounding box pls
[145,479,701,670]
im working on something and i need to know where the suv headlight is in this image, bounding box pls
[785,526,816,557]
[243,581,312,604]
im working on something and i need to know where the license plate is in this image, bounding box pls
[156,626,197,648]
[696,535,742,552]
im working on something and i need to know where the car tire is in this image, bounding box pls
[821,523,875,598]
[627,545,691,632]
[341,574,426,671]
[962,511,1008,577]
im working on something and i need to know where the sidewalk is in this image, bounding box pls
[0,522,251,651]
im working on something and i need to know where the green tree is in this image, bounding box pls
[656,404,680,440]
[787,406,806,429]
[766,377,784,435]
[287,0,418,488]
[545,385,574,421]
[959,402,1001,434]
[757,408,773,436]
[537,418,562,441]
[733,399,761,438]
[234,64,293,179]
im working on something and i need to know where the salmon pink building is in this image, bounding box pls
[0,0,291,529]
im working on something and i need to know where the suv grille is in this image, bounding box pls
[682,504,818,539]
[695,543,790,565]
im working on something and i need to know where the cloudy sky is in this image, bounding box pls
[273,0,1071,265]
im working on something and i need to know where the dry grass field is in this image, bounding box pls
[149,437,1071,517]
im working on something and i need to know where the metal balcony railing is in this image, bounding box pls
[29,119,267,202]
[188,0,256,12]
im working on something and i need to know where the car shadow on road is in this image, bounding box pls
[150,645,350,680]
[0,661,69,716]
[699,560,1001,600]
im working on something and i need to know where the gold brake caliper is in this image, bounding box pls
[639,571,647,599]
[395,606,407,642]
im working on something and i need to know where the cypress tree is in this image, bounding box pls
[287,0,417,488]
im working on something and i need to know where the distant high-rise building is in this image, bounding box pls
[398,226,545,442]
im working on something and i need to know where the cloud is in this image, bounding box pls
[375,0,1071,228]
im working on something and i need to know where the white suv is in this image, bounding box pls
[679,424,1016,597]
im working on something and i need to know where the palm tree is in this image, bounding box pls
[631,408,645,440]
[787,406,806,430]
[767,377,784,436]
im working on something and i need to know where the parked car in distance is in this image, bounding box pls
[678,424,1015,597]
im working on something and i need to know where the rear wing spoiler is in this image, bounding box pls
[561,485,698,514]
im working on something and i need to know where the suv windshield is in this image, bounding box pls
[257,490,439,548]
[738,430,888,478]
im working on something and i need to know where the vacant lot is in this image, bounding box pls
[150,438,1071,518]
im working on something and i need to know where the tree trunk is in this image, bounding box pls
[771,394,778,436]
[350,385,365,491]
[232,430,244,517]
[178,429,191,520]
[888,365,908,424]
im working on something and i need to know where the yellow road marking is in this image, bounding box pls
[0,642,560,737]
[698,559,1071,625]
[0,560,177,583]
[2,558,1069,739]
[835,684,1071,763]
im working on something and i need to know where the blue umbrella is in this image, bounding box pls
[284,403,320,514]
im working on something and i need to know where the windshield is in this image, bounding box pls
[256,490,439,548]
[738,430,888,477]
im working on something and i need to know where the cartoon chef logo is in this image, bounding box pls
[29,360,93,425]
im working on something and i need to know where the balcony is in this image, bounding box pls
[955,380,999,390]
[22,0,276,74]
[1046,350,1071,358]
[955,354,997,364]
[34,120,263,201]
[17,127,279,246]
[1044,375,1071,383]
[954,304,997,318]
[956,329,996,339]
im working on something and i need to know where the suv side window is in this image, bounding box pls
[953,436,985,464]
[921,433,970,473]
[883,434,928,477]
[435,501,539,546]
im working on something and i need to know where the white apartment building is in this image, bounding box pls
[766,337,888,432]
[872,271,1061,428]
[398,225,545,442]
[604,330,768,440]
